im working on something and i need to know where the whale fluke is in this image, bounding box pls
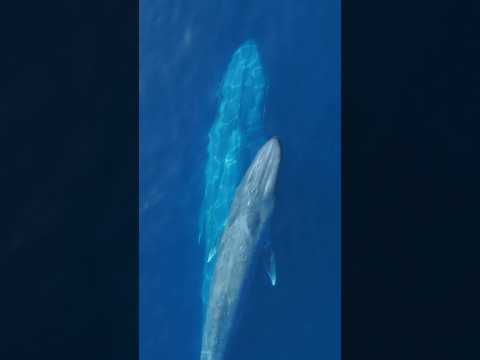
[264,248,277,286]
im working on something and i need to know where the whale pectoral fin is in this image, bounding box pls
[207,246,217,263]
[263,247,277,286]
[198,218,203,244]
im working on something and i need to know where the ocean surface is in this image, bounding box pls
[140,1,340,359]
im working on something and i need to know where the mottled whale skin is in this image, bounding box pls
[200,137,281,360]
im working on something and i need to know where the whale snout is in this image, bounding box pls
[263,137,281,160]
[256,137,281,197]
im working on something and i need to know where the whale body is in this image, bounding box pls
[200,137,281,360]
[198,40,267,306]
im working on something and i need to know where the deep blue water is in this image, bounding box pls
[140,1,340,359]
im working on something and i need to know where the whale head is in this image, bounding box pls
[226,137,281,229]
[244,137,281,200]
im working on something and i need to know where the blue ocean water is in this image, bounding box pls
[140,1,340,359]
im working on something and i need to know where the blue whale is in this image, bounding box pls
[198,41,269,305]
[200,137,281,360]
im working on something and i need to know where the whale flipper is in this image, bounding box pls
[207,246,217,263]
[264,245,277,286]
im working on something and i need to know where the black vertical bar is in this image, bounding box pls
[343,0,480,358]
[1,1,138,359]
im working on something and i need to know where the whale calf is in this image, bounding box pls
[200,137,281,360]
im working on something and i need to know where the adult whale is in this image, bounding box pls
[200,137,281,360]
[198,40,268,306]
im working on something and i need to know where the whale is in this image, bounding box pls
[198,40,268,307]
[200,137,281,360]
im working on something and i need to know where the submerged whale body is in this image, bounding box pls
[200,137,281,360]
[198,40,267,306]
